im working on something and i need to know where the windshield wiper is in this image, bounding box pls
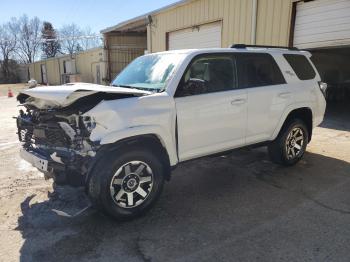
[112,84,160,93]
[112,84,133,89]
[112,84,145,91]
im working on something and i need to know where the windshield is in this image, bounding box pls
[111,53,185,92]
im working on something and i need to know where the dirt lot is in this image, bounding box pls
[0,83,29,97]
[0,92,349,262]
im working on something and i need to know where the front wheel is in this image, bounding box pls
[268,119,309,166]
[88,147,165,220]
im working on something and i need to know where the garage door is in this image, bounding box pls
[294,0,350,49]
[168,22,222,50]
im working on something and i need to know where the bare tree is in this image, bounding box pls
[0,19,19,83]
[14,15,41,63]
[80,26,102,50]
[59,23,83,56]
[59,24,101,55]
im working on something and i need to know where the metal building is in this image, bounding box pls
[28,47,106,85]
[102,0,350,106]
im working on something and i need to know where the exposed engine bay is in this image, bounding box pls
[17,98,98,185]
[16,84,149,186]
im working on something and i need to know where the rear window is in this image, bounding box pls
[283,54,316,80]
[236,53,286,89]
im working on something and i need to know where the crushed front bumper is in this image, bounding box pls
[19,147,88,186]
[20,148,49,172]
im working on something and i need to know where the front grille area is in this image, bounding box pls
[17,111,75,149]
[33,125,70,147]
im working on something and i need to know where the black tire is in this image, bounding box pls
[88,146,165,220]
[268,119,309,166]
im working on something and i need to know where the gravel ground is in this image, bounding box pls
[0,95,349,262]
[0,83,28,97]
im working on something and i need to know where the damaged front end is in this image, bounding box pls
[17,96,103,186]
[16,84,148,186]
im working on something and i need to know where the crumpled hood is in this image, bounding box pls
[17,82,151,109]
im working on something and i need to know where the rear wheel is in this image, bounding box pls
[88,147,165,220]
[268,119,309,166]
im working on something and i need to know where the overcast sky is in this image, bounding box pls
[0,0,178,33]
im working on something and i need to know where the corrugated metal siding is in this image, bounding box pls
[28,61,59,84]
[294,0,350,49]
[150,0,292,52]
[45,59,61,84]
[28,48,106,85]
[256,0,292,46]
[28,64,36,82]
[76,48,106,83]
[29,56,67,85]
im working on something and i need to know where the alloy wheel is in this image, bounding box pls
[285,127,304,160]
[110,161,153,208]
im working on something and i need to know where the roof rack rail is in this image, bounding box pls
[231,44,299,51]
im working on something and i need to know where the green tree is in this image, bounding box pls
[41,21,60,58]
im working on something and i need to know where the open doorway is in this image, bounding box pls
[310,47,350,131]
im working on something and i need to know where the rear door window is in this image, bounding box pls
[284,54,316,80]
[236,53,286,89]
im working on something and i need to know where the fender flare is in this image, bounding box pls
[271,103,314,141]
[99,125,178,166]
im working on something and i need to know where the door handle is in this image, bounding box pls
[278,92,291,99]
[231,99,246,105]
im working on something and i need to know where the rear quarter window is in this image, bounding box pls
[236,53,286,89]
[284,54,316,80]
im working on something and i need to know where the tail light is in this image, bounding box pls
[318,81,328,98]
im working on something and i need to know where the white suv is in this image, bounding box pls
[17,45,326,219]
